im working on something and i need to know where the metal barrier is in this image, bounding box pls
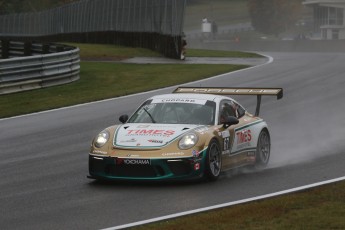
[0,0,187,59]
[0,41,80,95]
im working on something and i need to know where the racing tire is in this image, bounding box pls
[255,129,271,168]
[204,139,222,181]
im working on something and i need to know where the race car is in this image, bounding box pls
[88,87,283,181]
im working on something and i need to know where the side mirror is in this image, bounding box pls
[119,115,129,124]
[222,116,239,128]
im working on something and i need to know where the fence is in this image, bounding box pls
[0,0,187,58]
[0,40,80,95]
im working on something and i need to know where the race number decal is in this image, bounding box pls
[221,130,230,154]
[224,137,230,152]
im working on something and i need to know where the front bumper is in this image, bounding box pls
[88,153,206,181]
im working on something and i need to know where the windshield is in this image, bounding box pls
[128,99,216,125]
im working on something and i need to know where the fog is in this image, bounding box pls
[188,51,345,172]
[183,1,345,170]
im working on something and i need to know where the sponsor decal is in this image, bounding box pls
[220,130,230,138]
[162,152,185,156]
[236,129,252,144]
[120,138,137,143]
[224,136,230,152]
[148,139,164,144]
[126,129,175,137]
[222,130,231,152]
[116,158,151,165]
[92,150,107,155]
[161,98,196,103]
[236,129,252,148]
[192,150,200,158]
[194,163,200,171]
[152,98,207,105]
[176,88,280,95]
[137,125,150,128]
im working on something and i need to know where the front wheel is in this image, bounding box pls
[255,129,271,168]
[204,139,222,181]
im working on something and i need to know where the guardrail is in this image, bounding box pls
[0,41,80,95]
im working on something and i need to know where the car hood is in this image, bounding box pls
[113,123,202,149]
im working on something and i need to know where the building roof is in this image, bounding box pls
[303,0,345,6]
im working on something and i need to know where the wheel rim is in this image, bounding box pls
[209,142,221,176]
[258,132,270,163]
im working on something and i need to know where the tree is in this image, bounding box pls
[0,0,78,14]
[248,0,302,37]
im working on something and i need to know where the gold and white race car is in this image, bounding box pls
[88,87,283,181]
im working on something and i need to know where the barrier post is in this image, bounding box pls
[42,44,50,54]
[24,41,32,56]
[1,39,9,59]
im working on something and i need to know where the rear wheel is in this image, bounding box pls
[255,129,271,168]
[204,139,222,181]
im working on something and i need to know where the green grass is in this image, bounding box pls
[0,62,248,118]
[71,43,162,60]
[1,43,264,119]
[67,43,261,60]
[133,181,345,230]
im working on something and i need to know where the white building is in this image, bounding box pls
[303,0,345,39]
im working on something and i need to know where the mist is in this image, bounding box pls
[183,1,345,170]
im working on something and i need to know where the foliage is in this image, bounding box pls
[0,0,76,14]
[247,0,303,36]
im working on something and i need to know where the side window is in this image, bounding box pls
[219,100,235,124]
[237,104,245,118]
[219,100,246,124]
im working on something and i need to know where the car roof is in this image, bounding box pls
[149,93,232,102]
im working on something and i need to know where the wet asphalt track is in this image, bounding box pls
[1,50,345,229]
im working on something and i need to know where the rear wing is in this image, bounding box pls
[173,87,283,116]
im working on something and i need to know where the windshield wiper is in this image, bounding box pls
[143,108,156,123]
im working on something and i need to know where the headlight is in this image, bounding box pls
[178,133,198,150]
[94,130,110,148]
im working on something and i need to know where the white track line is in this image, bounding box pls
[102,176,345,230]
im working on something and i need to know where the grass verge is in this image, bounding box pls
[133,180,345,230]
[70,42,262,60]
[0,44,261,119]
[71,43,162,60]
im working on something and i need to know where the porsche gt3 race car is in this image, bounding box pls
[88,87,283,181]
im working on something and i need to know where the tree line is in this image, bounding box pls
[248,0,303,37]
[0,0,304,37]
[0,0,76,14]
